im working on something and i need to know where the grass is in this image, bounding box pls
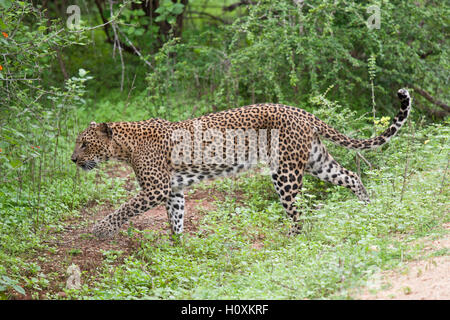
[1,84,448,299]
[59,120,448,300]
[2,0,447,301]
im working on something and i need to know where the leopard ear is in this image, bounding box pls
[90,121,97,127]
[97,122,113,139]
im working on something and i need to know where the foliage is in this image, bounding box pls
[146,0,449,116]
[67,122,448,299]
[0,0,448,300]
[155,0,186,25]
[0,2,115,297]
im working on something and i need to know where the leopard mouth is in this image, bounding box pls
[80,160,97,171]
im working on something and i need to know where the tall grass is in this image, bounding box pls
[0,71,120,296]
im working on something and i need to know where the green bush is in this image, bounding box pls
[146,0,448,116]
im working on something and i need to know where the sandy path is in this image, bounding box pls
[356,224,449,300]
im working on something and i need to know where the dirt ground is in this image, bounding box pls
[355,223,449,300]
[15,164,449,299]
[17,165,223,299]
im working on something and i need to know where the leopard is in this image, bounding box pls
[71,88,411,239]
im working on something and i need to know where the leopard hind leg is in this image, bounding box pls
[270,163,305,236]
[305,136,370,203]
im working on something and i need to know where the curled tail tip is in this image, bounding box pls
[397,88,410,101]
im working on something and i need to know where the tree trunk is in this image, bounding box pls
[141,0,188,45]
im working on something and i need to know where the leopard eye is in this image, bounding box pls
[81,141,88,149]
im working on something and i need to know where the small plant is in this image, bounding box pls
[68,249,82,256]
[0,275,26,296]
[101,249,124,264]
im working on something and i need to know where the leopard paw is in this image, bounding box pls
[287,224,303,237]
[92,219,119,239]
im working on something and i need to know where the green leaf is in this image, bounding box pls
[127,26,135,35]
[12,284,25,295]
[78,68,87,77]
[134,28,144,36]
[0,0,12,10]
[9,158,22,168]
[135,9,146,17]
[155,6,164,14]
[167,16,176,25]
[172,3,185,15]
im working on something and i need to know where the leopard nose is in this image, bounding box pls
[71,155,77,163]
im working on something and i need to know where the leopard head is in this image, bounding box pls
[71,122,113,171]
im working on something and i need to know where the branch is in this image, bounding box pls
[188,10,230,24]
[117,28,153,69]
[56,48,68,80]
[92,0,136,55]
[109,0,125,92]
[94,0,113,42]
[414,99,448,119]
[0,78,40,81]
[356,152,373,169]
[223,1,257,12]
[411,85,450,113]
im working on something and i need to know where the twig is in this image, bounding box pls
[109,0,125,92]
[271,278,297,292]
[56,48,69,80]
[188,10,230,24]
[92,0,136,55]
[400,120,415,202]
[123,72,137,116]
[72,1,128,33]
[355,153,361,177]
[356,152,373,169]
[117,28,153,69]
[223,0,257,12]
[439,158,449,195]
[371,79,376,136]
[0,78,41,81]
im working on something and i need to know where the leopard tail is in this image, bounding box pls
[313,88,411,150]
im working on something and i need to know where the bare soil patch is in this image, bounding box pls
[16,164,233,299]
[356,223,450,300]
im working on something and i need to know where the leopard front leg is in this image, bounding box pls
[92,188,169,238]
[165,190,185,234]
[92,165,171,239]
[92,190,168,239]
